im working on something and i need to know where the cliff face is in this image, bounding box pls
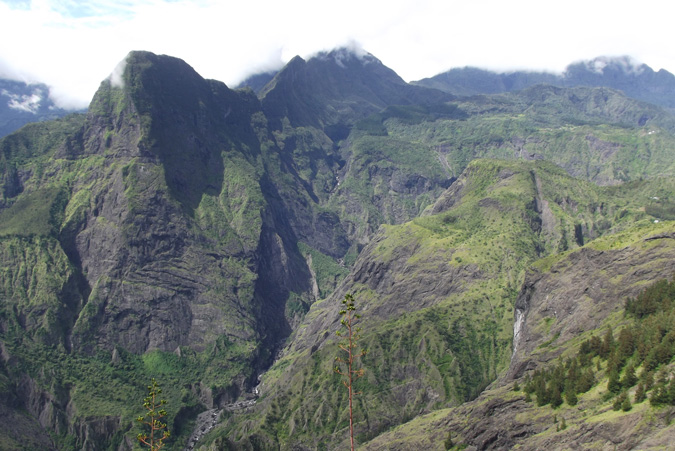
[510,233,675,380]
[361,224,675,451]
[0,51,324,448]
[57,51,271,355]
[0,49,453,448]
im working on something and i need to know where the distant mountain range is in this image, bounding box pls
[2,55,674,140]
[0,78,73,137]
[412,56,675,111]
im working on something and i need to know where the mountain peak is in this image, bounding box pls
[566,55,651,77]
[315,46,381,68]
[414,55,675,110]
[260,46,451,131]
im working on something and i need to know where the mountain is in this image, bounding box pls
[363,222,675,450]
[208,160,675,449]
[259,48,453,138]
[414,56,675,112]
[0,78,74,138]
[0,47,674,450]
[235,70,278,94]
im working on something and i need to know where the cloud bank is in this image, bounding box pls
[1,0,673,110]
[1,88,43,113]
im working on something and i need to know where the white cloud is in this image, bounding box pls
[1,87,43,113]
[1,0,674,110]
[109,55,127,88]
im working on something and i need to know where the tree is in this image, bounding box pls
[137,378,170,450]
[550,385,563,408]
[444,431,454,450]
[335,293,366,451]
[634,382,647,404]
[607,368,622,394]
[621,363,638,389]
[565,389,578,406]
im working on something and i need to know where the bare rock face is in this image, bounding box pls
[510,232,675,380]
[61,52,268,354]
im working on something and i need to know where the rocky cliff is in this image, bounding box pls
[361,223,675,450]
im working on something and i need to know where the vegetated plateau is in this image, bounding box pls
[0,48,675,450]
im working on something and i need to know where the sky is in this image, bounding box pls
[0,0,673,110]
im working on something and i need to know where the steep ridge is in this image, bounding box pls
[0,48,456,449]
[206,160,673,450]
[361,222,675,450]
[260,48,453,135]
[63,50,272,354]
[0,51,320,449]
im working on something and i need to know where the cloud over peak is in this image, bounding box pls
[1,0,674,110]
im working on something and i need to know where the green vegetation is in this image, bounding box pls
[3,50,675,450]
[523,277,675,410]
[210,159,675,449]
[335,294,366,451]
[379,87,675,186]
[298,242,349,299]
[0,185,69,236]
[136,378,171,450]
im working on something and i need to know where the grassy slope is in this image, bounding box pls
[203,159,673,450]
[361,220,675,450]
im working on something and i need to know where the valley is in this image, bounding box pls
[0,48,674,450]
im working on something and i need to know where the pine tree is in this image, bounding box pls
[575,368,595,394]
[613,392,627,411]
[634,382,646,404]
[550,385,563,408]
[565,389,578,406]
[600,328,614,359]
[335,293,366,451]
[621,363,638,389]
[607,368,622,394]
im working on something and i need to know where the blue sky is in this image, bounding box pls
[1,0,673,109]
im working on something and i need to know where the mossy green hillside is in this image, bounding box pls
[297,242,349,299]
[0,53,283,449]
[379,87,675,186]
[2,49,675,450]
[0,332,260,450]
[359,222,675,451]
[211,159,668,449]
[326,132,449,242]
